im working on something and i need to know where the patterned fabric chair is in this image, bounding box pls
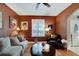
[0,37,22,56]
[10,35,28,55]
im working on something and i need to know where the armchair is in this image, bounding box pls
[47,33,64,49]
[0,37,22,56]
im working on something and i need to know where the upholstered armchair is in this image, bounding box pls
[0,37,22,56]
[47,33,64,49]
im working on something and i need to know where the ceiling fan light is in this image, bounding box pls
[36,3,51,10]
[43,3,51,7]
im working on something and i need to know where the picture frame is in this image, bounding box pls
[0,11,3,29]
[9,16,17,29]
[21,21,28,30]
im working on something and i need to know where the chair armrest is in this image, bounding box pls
[2,46,22,56]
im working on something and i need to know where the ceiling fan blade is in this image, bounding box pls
[36,3,40,10]
[43,3,51,7]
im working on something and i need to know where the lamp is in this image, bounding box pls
[45,28,50,31]
[17,27,20,31]
[48,24,53,30]
[45,28,51,38]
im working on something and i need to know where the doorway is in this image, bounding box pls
[67,9,79,55]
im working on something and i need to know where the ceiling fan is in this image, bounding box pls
[36,3,51,9]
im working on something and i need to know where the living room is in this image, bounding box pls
[0,3,79,56]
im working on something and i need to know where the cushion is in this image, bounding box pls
[17,36,23,42]
[43,44,50,52]
[10,38,24,48]
[10,38,18,46]
[10,36,20,43]
[0,37,11,49]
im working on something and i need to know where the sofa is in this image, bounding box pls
[0,37,22,56]
[10,35,28,55]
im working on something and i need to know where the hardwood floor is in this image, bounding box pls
[23,43,78,56]
[56,49,78,56]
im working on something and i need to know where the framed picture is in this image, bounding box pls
[21,21,28,30]
[9,16,17,29]
[0,12,3,28]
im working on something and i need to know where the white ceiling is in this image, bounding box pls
[6,3,72,16]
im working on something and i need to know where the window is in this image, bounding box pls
[32,19,45,37]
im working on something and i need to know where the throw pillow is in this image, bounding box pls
[10,38,23,48]
[43,44,50,52]
[17,36,23,42]
[10,38,18,46]
[11,36,20,43]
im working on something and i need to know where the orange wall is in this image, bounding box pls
[0,3,56,41]
[1,3,79,41]
[18,16,56,41]
[56,3,79,39]
[0,3,18,36]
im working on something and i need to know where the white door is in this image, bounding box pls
[70,19,79,46]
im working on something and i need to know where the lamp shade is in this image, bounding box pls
[45,28,50,31]
[17,27,20,30]
[11,30,18,36]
